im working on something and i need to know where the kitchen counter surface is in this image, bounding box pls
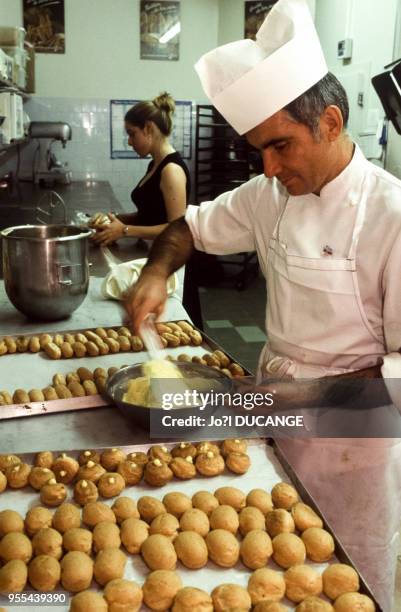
[0,180,121,227]
[0,180,188,451]
[0,179,150,278]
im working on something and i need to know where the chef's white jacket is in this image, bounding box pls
[186,145,401,355]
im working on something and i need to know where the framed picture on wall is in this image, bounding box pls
[23,0,65,53]
[140,0,180,61]
[245,1,277,40]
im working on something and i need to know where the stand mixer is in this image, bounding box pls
[29,121,72,185]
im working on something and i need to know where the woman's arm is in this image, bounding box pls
[93,163,188,245]
[116,212,138,225]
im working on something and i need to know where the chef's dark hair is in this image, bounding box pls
[125,92,175,136]
[284,72,349,136]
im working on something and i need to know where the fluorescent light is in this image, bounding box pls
[159,22,180,44]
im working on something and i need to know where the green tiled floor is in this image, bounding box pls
[200,272,266,374]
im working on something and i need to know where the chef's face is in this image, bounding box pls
[125,121,151,157]
[246,108,341,195]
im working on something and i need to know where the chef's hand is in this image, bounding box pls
[92,214,125,246]
[124,267,168,333]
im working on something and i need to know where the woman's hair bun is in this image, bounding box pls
[153,92,175,115]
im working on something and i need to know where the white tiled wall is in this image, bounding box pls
[22,96,194,211]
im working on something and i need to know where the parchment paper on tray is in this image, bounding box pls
[0,440,344,611]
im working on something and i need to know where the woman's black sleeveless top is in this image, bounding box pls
[131,152,191,225]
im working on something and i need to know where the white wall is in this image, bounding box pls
[217,0,315,45]
[0,0,218,101]
[315,0,398,165]
[386,2,401,178]
[3,0,401,191]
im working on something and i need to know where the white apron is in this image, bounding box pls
[259,176,401,612]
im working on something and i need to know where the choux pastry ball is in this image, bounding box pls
[210,505,239,534]
[103,578,143,612]
[172,587,213,612]
[25,506,53,537]
[205,529,240,567]
[211,583,252,612]
[322,564,360,600]
[266,509,295,537]
[0,509,24,537]
[63,528,93,554]
[82,501,116,528]
[192,490,219,516]
[93,521,121,552]
[60,551,93,593]
[239,506,266,535]
[271,482,299,510]
[142,570,183,611]
[93,548,127,586]
[28,554,61,591]
[284,565,323,603]
[333,593,375,612]
[32,527,63,560]
[302,528,335,563]
[291,503,323,531]
[69,590,108,611]
[179,508,210,537]
[253,603,288,612]
[112,496,139,524]
[174,531,208,569]
[163,491,192,517]
[141,534,177,571]
[246,489,274,515]
[272,533,306,569]
[137,496,166,523]
[0,532,32,563]
[296,597,334,611]
[247,568,286,604]
[52,503,81,534]
[240,529,273,569]
[214,486,246,511]
[0,559,28,594]
[149,513,179,540]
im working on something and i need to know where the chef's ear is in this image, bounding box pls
[320,105,344,141]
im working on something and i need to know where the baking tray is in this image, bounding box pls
[271,440,381,608]
[0,439,381,611]
[0,323,251,421]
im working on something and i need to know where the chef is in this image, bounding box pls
[126,0,401,608]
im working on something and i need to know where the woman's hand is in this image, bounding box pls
[92,214,126,246]
[124,267,168,333]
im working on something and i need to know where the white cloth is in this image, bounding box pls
[194,0,327,134]
[101,258,179,301]
[186,144,401,611]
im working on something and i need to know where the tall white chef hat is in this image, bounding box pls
[195,0,328,135]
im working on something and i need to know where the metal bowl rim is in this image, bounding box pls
[106,361,233,412]
[1,224,93,242]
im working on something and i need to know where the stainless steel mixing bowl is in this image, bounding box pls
[1,224,92,321]
[106,361,233,430]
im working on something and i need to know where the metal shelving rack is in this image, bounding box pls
[194,104,259,289]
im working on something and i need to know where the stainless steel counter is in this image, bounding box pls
[0,180,188,452]
[0,179,145,279]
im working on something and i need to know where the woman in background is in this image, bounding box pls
[93,92,202,327]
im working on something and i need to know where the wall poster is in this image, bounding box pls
[140,0,180,61]
[23,0,65,53]
[244,1,277,40]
